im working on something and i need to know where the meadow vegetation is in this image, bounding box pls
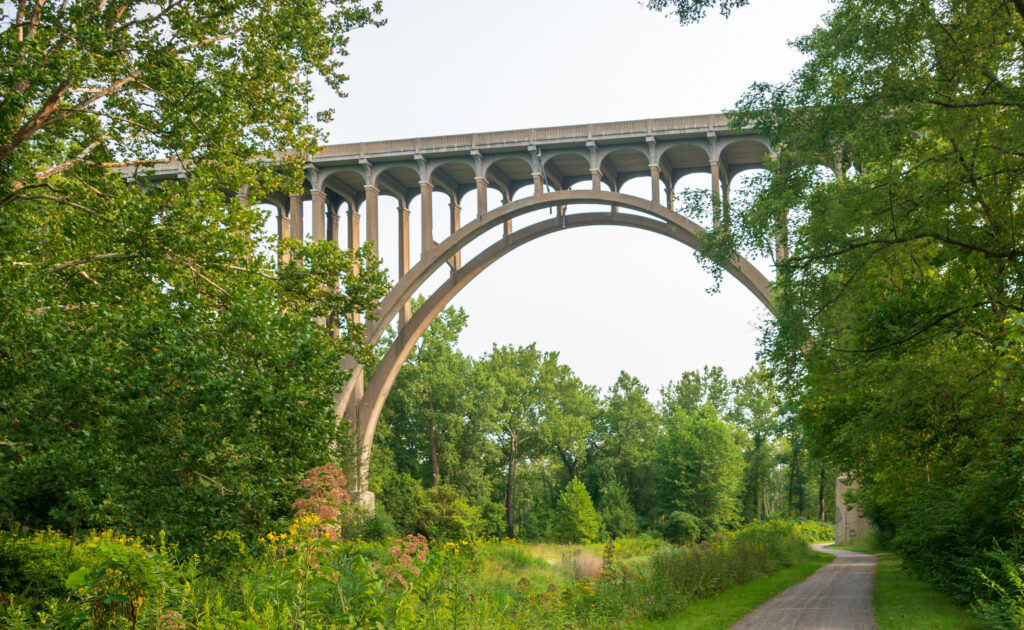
[0,513,832,629]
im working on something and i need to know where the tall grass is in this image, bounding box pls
[0,520,826,629]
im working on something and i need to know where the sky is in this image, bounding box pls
[304,0,832,398]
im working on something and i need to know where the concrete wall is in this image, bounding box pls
[836,474,872,544]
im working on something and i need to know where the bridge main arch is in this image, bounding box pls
[343,189,775,500]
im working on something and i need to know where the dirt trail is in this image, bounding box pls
[730,543,877,630]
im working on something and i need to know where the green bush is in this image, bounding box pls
[0,529,76,610]
[415,485,482,541]
[553,478,602,543]
[662,511,703,545]
[594,519,813,622]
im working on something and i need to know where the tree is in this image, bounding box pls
[656,409,743,536]
[730,366,783,520]
[588,372,661,522]
[476,343,557,537]
[646,0,751,24]
[541,364,599,481]
[553,478,601,544]
[379,302,476,488]
[0,1,388,554]
[663,0,1024,604]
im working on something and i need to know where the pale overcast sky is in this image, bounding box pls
[306,0,832,397]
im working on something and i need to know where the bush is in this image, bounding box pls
[594,519,813,622]
[415,485,482,541]
[553,479,602,543]
[0,529,184,626]
[662,511,702,545]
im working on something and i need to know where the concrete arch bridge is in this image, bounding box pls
[150,113,783,502]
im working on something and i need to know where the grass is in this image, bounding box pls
[833,535,984,630]
[628,550,835,630]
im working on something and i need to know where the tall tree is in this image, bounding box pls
[661,0,1024,603]
[541,364,599,480]
[730,366,783,520]
[0,0,387,553]
[379,303,475,488]
[589,372,661,520]
[476,343,558,537]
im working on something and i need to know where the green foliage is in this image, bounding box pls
[0,520,829,629]
[645,0,751,24]
[553,479,602,544]
[598,480,639,539]
[656,410,744,536]
[662,511,702,545]
[665,0,1024,608]
[594,519,813,623]
[0,0,389,556]
[415,486,483,542]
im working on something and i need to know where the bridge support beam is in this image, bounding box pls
[364,185,379,256]
[475,177,488,217]
[311,190,326,241]
[449,200,461,272]
[399,204,411,328]
[277,203,291,264]
[289,194,303,240]
[649,165,661,205]
[420,181,433,254]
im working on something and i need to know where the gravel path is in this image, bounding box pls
[729,543,877,630]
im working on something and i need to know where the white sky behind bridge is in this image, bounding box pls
[301,0,832,397]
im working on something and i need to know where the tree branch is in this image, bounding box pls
[44,252,141,274]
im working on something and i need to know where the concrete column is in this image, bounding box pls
[311,190,326,241]
[475,177,488,217]
[347,204,361,324]
[590,169,602,191]
[289,194,303,241]
[327,202,340,245]
[364,185,379,256]
[449,199,462,271]
[775,208,789,262]
[649,165,661,206]
[420,181,433,254]
[502,194,512,238]
[722,177,731,228]
[532,172,544,196]
[277,204,291,264]
[710,160,722,227]
[398,205,411,328]
[665,178,674,212]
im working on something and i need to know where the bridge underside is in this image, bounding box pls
[147,114,783,501]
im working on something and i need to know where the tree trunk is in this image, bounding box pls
[505,433,518,538]
[426,391,439,488]
[788,441,800,516]
[818,465,827,522]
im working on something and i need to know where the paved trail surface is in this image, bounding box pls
[730,544,877,630]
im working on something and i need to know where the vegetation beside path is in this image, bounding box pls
[0,514,832,629]
[630,550,834,630]
[833,537,983,630]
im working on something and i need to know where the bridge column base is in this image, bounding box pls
[351,490,375,512]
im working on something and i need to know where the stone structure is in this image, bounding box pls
[145,113,783,503]
[836,473,872,544]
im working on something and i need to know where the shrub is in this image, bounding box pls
[593,519,813,622]
[553,479,601,543]
[414,486,481,541]
[662,511,702,545]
